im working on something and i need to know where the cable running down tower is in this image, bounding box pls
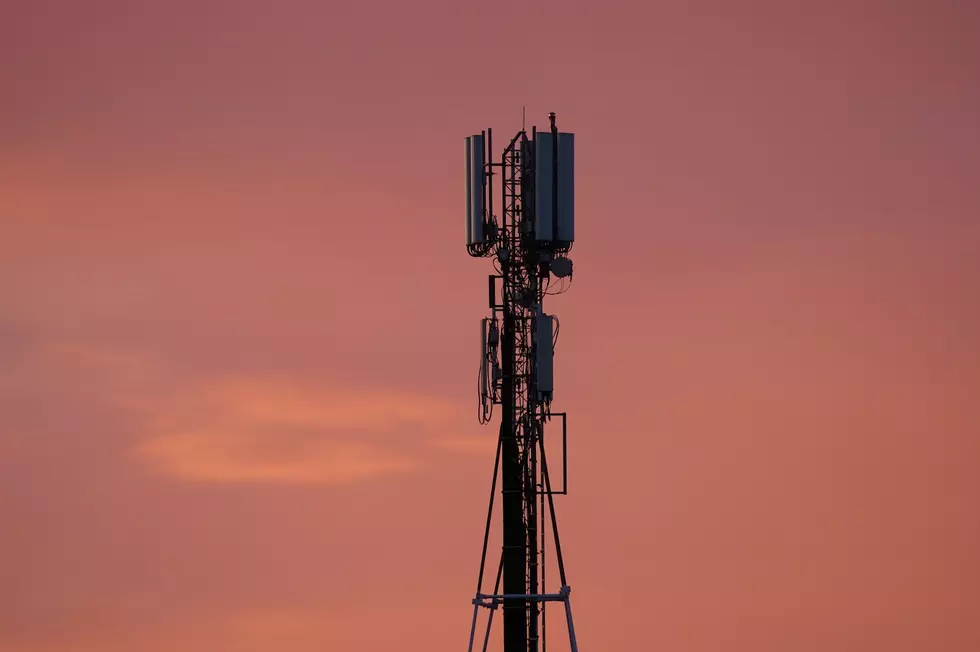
[464,112,579,652]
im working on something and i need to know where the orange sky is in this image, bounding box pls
[3,1,979,650]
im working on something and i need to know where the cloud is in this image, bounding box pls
[132,375,463,484]
[166,376,460,432]
[137,428,418,484]
[13,341,470,485]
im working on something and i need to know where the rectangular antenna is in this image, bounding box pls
[465,134,486,247]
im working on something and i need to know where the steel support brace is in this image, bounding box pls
[468,586,579,652]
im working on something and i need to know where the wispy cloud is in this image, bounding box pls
[162,376,459,432]
[19,342,470,485]
[137,428,418,484]
[134,376,461,484]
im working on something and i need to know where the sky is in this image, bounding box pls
[2,0,979,650]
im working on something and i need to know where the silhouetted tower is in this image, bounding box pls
[464,113,579,652]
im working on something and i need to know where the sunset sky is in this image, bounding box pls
[3,1,979,650]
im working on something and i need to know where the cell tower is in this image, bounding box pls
[463,112,579,652]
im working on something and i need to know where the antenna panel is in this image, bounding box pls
[533,133,575,245]
[465,135,486,246]
[557,132,575,243]
[533,133,554,242]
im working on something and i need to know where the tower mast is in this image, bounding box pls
[464,113,579,652]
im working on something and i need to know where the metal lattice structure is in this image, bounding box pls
[464,113,579,652]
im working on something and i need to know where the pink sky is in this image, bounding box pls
[3,1,979,650]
